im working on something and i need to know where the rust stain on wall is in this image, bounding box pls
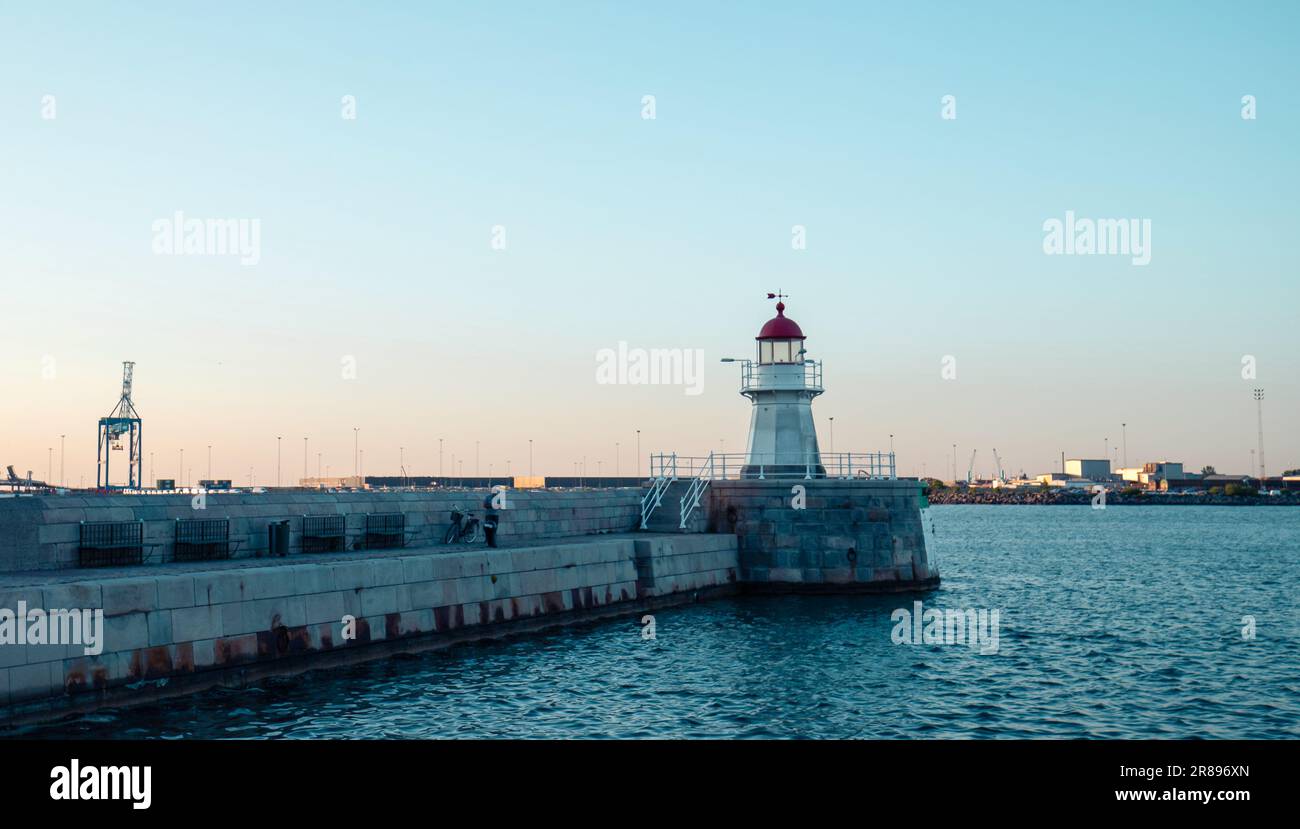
[174,642,196,673]
[543,591,563,613]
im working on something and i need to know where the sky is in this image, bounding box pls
[1,1,1297,486]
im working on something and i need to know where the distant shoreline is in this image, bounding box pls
[928,489,1300,506]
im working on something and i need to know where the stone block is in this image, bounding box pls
[372,559,405,586]
[245,596,307,631]
[156,575,195,609]
[330,561,374,590]
[359,586,398,617]
[400,556,434,583]
[8,661,59,701]
[104,612,150,651]
[102,578,158,616]
[40,583,100,611]
[172,604,223,642]
[769,567,802,582]
[147,610,173,647]
[290,564,333,595]
[192,638,216,668]
[192,572,247,605]
[304,592,346,625]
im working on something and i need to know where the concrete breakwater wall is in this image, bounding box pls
[709,479,937,591]
[0,533,738,722]
[0,489,643,573]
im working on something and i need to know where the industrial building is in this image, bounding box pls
[1064,458,1111,481]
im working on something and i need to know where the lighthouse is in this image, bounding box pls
[648,292,935,592]
[728,295,826,478]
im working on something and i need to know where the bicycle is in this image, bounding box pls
[443,505,482,544]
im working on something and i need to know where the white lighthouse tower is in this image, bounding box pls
[728,294,826,478]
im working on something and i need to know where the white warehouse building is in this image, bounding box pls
[1065,458,1111,480]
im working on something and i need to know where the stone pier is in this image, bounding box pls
[0,480,937,723]
[0,531,739,723]
[708,479,938,592]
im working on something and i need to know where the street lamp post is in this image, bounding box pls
[1254,389,1266,481]
[276,436,282,488]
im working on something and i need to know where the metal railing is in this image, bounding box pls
[678,452,714,529]
[364,512,405,550]
[649,451,896,481]
[174,518,230,562]
[640,454,677,529]
[302,514,346,553]
[738,359,823,394]
[79,520,144,567]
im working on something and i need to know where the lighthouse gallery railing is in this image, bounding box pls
[737,360,823,394]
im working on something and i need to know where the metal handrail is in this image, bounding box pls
[678,452,714,529]
[649,451,896,481]
[639,453,677,529]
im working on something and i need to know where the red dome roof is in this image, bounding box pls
[756,302,805,340]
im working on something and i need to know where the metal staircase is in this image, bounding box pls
[640,452,714,532]
[639,454,677,530]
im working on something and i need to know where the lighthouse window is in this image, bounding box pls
[759,340,800,363]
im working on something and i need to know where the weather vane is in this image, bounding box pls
[766,290,788,301]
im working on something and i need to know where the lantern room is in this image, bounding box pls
[755,301,806,365]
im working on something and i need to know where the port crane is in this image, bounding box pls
[97,361,143,489]
[966,449,977,485]
[992,448,1006,485]
[1,465,52,493]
